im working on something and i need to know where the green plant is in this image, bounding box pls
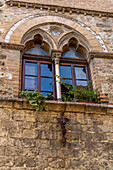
[62,93,74,102]
[68,81,99,102]
[58,76,99,102]
[45,94,54,100]
[19,90,46,111]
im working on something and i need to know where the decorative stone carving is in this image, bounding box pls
[21,27,55,52]
[6,0,113,18]
[1,42,24,51]
[51,49,62,63]
[4,13,108,52]
[50,26,63,37]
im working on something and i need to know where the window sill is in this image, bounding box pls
[0,97,113,115]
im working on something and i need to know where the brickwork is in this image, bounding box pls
[0,99,113,169]
[90,57,113,103]
[0,48,21,98]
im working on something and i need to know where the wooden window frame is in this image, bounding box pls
[60,57,91,86]
[22,54,56,99]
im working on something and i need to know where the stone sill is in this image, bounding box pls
[0,97,113,115]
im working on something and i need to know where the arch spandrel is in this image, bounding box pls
[4,13,107,52]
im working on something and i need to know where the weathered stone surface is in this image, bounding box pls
[14,157,24,167]
[0,99,112,169]
[48,158,64,168]
[5,146,22,156]
[24,158,36,167]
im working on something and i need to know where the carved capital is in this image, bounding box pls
[51,49,62,64]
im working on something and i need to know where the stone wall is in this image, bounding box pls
[0,48,21,98]
[89,56,113,104]
[0,99,113,169]
[0,1,113,51]
[8,0,113,12]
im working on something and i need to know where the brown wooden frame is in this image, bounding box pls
[22,54,56,99]
[60,57,90,87]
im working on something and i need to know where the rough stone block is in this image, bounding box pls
[23,130,35,139]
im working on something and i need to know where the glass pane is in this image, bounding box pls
[60,65,72,78]
[75,67,87,79]
[26,44,48,55]
[41,64,52,77]
[25,76,37,90]
[76,80,88,86]
[25,62,37,76]
[62,46,84,58]
[42,92,52,96]
[41,78,53,91]
[62,79,73,85]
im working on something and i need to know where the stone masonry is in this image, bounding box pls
[0,99,113,170]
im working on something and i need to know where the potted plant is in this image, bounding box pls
[60,80,99,103]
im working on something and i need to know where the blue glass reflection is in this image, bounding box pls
[41,64,52,77]
[60,65,72,78]
[75,67,87,79]
[62,46,84,58]
[25,76,37,90]
[76,80,87,86]
[62,79,73,85]
[41,92,52,96]
[25,62,37,76]
[41,78,53,91]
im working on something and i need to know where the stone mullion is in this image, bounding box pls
[52,50,62,101]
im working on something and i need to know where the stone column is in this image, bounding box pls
[51,50,62,101]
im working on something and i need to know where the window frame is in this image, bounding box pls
[22,54,56,99]
[60,57,91,83]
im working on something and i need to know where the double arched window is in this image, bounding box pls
[22,34,90,100]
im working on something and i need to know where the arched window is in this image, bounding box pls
[62,45,84,58]
[22,37,56,98]
[60,42,90,96]
[22,33,90,101]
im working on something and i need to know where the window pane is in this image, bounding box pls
[41,64,52,77]
[42,92,52,96]
[26,44,48,55]
[41,78,53,91]
[75,67,87,79]
[62,46,84,58]
[25,76,37,90]
[76,80,88,86]
[25,62,37,76]
[61,79,73,85]
[60,65,72,78]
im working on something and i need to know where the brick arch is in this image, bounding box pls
[4,13,107,52]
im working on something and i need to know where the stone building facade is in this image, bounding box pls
[0,0,113,169]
